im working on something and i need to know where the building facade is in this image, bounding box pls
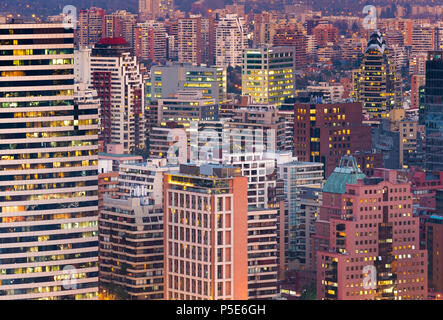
[0,23,99,300]
[163,164,249,300]
[242,46,296,105]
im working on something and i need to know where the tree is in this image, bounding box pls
[102,282,130,300]
[299,283,317,300]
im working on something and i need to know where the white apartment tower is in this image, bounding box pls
[215,14,248,68]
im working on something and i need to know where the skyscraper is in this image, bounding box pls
[354,31,402,119]
[89,38,146,154]
[422,51,443,172]
[163,163,249,300]
[0,22,99,300]
[215,14,248,68]
[178,16,205,65]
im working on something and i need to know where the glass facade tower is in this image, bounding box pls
[423,51,443,172]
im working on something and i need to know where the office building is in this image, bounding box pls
[292,101,377,178]
[157,91,219,127]
[353,30,402,119]
[422,51,443,172]
[316,158,427,300]
[0,23,99,299]
[149,62,226,104]
[242,46,296,105]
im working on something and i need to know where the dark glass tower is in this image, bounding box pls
[423,51,443,172]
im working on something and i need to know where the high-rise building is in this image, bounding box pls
[157,91,219,127]
[422,51,443,172]
[163,163,249,300]
[139,0,174,18]
[411,25,435,56]
[98,147,143,211]
[409,53,428,76]
[139,0,160,18]
[340,37,364,63]
[89,38,146,154]
[226,104,288,154]
[434,26,443,51]
[251,12,276,46]
[312,24,338,48]
[316,159,428,300]
[224,152,277,209]
[134,21,167,63]
[99,159,174,299]
[178,16,205,65]
[292,101,378,178]
[215,14,248,68]
[0,22,99,299]
[247,208,279,299]
[298,187,322,271]
[77,7,106,47]
[425,215,443,295]
[306,82,345,103]
[147,125,185,161]
[103,10,137,50]
[353,31,402,119]
[277,160,324,272]
[241,46,296,105]
[411,75,426,110]
[273,26,308,70]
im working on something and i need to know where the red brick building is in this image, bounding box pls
[293,101,378,178]
[273,26,308,70]
[312,24,338,47]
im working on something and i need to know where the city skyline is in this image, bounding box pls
[1,0,443,303]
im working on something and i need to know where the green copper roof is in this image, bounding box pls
[323,156,366,194]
